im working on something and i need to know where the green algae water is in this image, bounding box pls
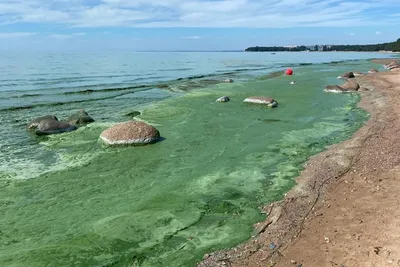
[0,52,392,266]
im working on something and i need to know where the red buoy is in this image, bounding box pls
[285,68,293,75]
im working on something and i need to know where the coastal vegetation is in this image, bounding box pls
[245,38,400,52]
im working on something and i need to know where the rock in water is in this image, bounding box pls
[27,115,58,130]
[384,61,398,69]
[324,85,345,93]
[337,72,355,79]
[216,96,230,102]
[368,69,379,73]
[340,80,360,91]
[243,96,278,107]
[324,81,360,93]
[125,111,141,118]
[100,121,160,146]
[388,64,400,71]
[223,78,234,83]
[35,120,77,135]
[67,109,94,126]
[353,72,364,77]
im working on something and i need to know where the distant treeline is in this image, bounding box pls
[245,38,400,52]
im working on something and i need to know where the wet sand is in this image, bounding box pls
[198,59,400,267]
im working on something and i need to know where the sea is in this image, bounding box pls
[0,51,395,267]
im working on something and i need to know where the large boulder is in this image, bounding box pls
[368,69,379,73]
[216,96,230,102]
[27,115,58,130]
[388,64,400,71]
[340,80,360,91]
[100,121,160,146]
[67,109,94,126]
[243,96,278,108]
[35,120,77,135]
[324,81,360,93]
[337,72,355,79]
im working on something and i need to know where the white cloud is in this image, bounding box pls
[181,36,203,39]
[376,31,382,35]
[0,32,37,38]
[49,32,86,39]
[0,0,399,28]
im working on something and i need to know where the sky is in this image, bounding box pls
[0,0,400,51]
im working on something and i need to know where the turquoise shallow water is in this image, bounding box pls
[0,52,393,266]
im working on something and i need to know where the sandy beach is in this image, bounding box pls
[199,59,400,267]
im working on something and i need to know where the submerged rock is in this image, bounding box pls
[27,115,58,130]
[125,111,141,118]
[35,120,77,135]
[156,84,170,89]
[224,78,234,83]
[243,96,278,107]
[337,72,355,79]
[290,81,297,85]
[368,69,379,73]
[100,121,160,146]
[216,96,230,102]
[67,109,94,126]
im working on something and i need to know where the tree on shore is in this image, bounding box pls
[245,38,400,52]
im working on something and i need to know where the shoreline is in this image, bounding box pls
[198,59,400,267]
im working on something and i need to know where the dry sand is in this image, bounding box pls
[198,60,400,267]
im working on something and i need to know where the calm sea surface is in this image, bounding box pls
[0,51,393,266]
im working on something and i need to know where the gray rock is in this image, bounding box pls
[67,109,94,126]
[353,72,364,77]
[223,78,234,83]
[324,81,359,93]
[100,121,160,146]
[216,96,230,102]
[368,69,379,73]
[243,96,278,108]
[125,111,141,118]
[384,61,398,69]
[27,115,58,130]
[337,72,355,79]
[340,80,360,91]
[388,64,400,70]
[35,120,77,135]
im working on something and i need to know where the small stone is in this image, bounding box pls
[295,264,303,267]
[324,237,330,243]
[290,259,297,264]
[216,96,230,102]
[243,96,278,108]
